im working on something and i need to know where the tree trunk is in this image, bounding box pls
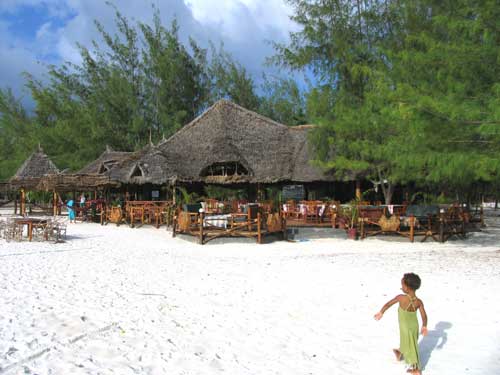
[383,182,394,205]
[377,169,393,205]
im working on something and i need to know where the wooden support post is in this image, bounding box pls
[172,210,177,237]
[53,190,57,217]
[20,188,26,216]
[14,196,18,215]
[94,190,97,200]
[199,211,204,244]
[409,216,415,243]
[172,185,177,205]
[283,213,287,241]
[257,212,262,244]
[355,180,361,200]
[439,213,444,243]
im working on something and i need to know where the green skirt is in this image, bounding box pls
[398,307,421,369]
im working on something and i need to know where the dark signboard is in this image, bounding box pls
[282,184,305,201]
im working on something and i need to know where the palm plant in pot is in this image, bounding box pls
[345,200,359,240]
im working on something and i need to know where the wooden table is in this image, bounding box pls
[14,218,49,242]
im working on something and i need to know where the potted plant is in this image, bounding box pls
[345,200,359,240]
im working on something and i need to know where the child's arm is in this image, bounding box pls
[374,295,400,320]
[418,300,428,335]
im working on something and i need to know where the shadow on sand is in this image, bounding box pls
[420,321,452,369]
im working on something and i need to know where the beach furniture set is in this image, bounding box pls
[0,216,66,243]
[172,202,286,244]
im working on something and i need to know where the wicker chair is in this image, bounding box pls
[4,219,23,242]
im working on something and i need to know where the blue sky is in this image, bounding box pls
[0,0,300,108]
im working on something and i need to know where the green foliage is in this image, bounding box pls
[204,185,248,201]
[207,42,260,111]
[0,88,38,180]
[274,0,500,203]
[177,187,200,205]
[259,76,307,125]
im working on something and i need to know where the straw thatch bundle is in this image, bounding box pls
[9,146,60,189]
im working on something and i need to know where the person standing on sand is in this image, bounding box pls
[67,199,76,223]
[79,193,86,208]
[374,273,428,375]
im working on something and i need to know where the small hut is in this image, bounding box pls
[8,146,60,215]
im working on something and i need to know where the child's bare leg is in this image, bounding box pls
[392,349,402,361]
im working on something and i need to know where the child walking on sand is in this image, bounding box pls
[374,273,428,374]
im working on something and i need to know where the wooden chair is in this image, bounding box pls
[172,203,202,237]
[259,201,274,214]
[230,203,259,231]
[304,201,320,223]
[102,206,125,226]
[359,207,386,238]
[405,205,440,242]
[4,219,23,242]
[205,199,220,214]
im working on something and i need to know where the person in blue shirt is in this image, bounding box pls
[67,199,76,223]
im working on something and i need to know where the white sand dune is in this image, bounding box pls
[1,212,500,374]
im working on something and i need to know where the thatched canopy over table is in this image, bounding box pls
[8,146,60,216]
[9,146,60,190]
[37,174,120,192]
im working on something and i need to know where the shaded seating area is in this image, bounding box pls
[173,202,286,244]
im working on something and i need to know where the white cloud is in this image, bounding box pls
[0,0,301,108]
[35,21,52,39]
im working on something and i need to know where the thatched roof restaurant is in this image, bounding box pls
[16,101,341,199]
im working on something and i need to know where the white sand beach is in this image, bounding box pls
[1,212,500,374]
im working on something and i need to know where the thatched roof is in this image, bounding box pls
[9,146,60,189]
[78,146,132,174]
[104,100,335,186]
[154,100,334,184]
[36,174,120,192]
[288,125,331,182]
[107,143,179,185]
